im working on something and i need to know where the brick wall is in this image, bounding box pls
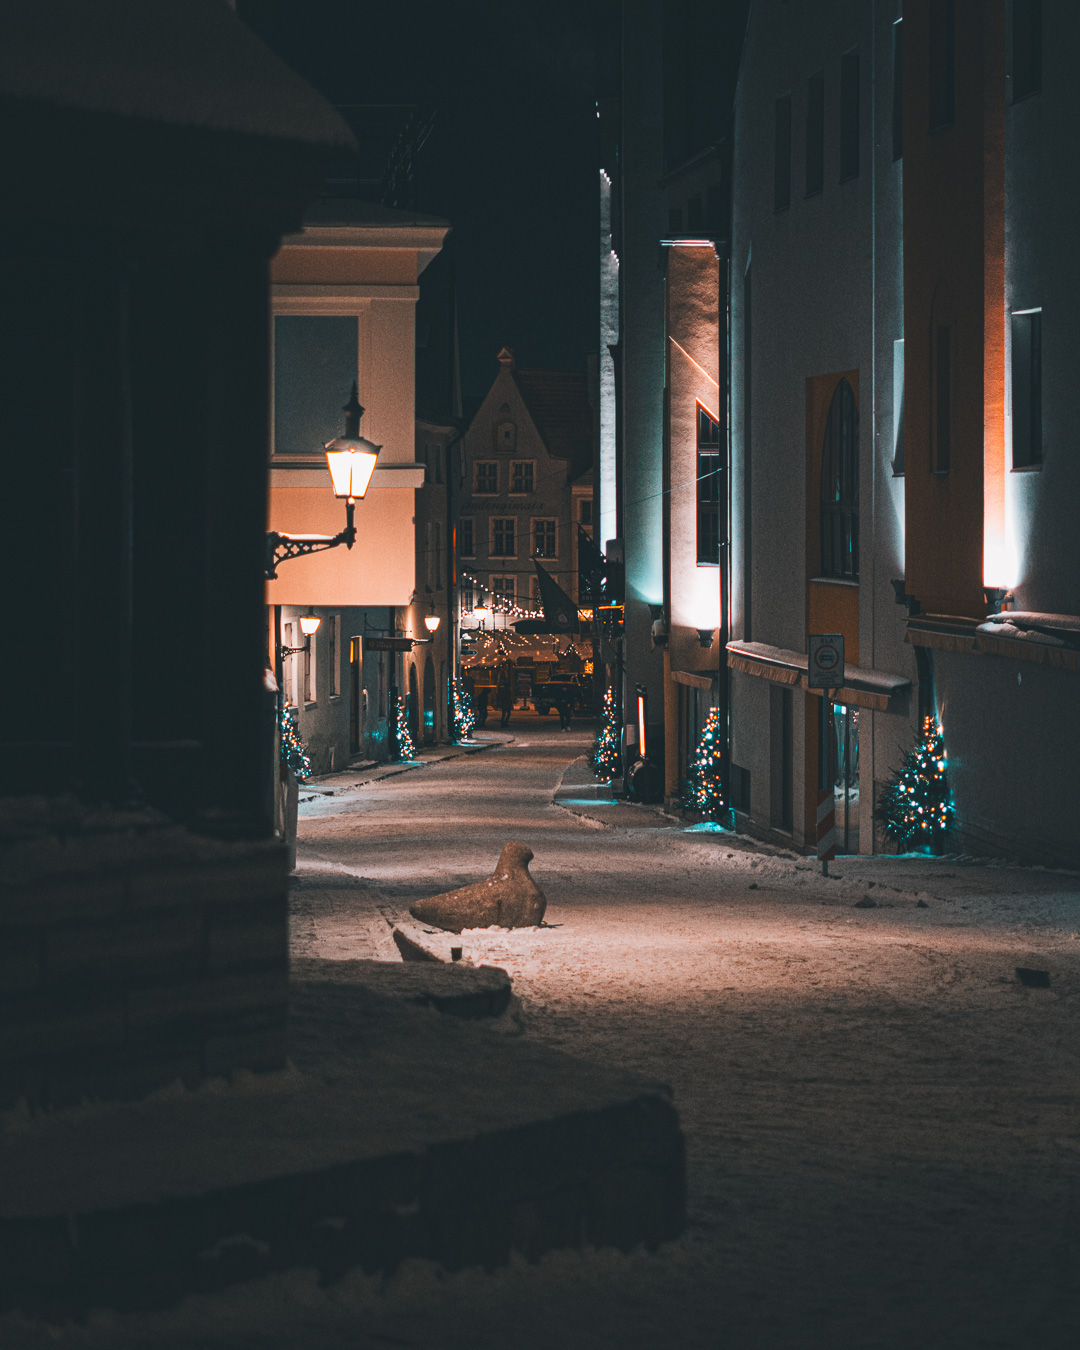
[0,798,289,1111]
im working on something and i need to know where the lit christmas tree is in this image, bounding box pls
[451,677,476,741]
[878,715,954,851]
[279,703,311,781]
[592,685,620,781]
[683,706,725,818]
[391,693,417,762]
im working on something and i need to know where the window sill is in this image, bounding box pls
[809,576,859,588]
[1010,462,1042,473]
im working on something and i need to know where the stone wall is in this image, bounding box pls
[0,798,289,1112]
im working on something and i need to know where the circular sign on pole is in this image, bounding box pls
[808,634,845,689]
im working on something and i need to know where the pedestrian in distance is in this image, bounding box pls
[496,678,513,727]
[474,686,489,728]
[555,689,572,731]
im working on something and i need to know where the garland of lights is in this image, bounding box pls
[390,693,417,762]
[592,686,620,781]
[279,703,311,780]
[878,715,954,850]
[683,706,725,819]
[450,677,476,741]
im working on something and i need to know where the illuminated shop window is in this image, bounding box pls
[819,379,859,580]
[697,405,722,566]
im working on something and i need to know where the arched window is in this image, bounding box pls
[819,378,859,580]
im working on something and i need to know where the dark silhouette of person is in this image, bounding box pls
[474,686,489,728]
[554,689,572,730]
[496,677,513,727]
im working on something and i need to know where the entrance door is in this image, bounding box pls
[408,664,420,747]
[349,637,362,754]
[422,656,436,744]
[831,702,860,853]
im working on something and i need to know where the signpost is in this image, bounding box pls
[808,635,844,876]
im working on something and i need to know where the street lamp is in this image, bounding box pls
[424,613,441,633]
[279,610,320,659]
[473,605,491,629]
[266,384,381,579]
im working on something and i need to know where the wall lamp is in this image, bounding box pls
[983,586,1014,617]
[266,384,381,580]
[697,628,715,649]
[279,611,320,658]
[424,613,441,633]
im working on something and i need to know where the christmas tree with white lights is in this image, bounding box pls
[878,715,954,851]
[391,694,417,762]
[279,704,311,780]
[683,706,725,818]
[592,685,620,781]
[451,678,476,741]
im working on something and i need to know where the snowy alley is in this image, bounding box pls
[7,717,1080,1349]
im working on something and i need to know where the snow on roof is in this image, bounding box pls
[978,611,1080,649]
[0,0,353,148]
[726,641,910,707]
[513,369,594,475]
[301,198,451,231]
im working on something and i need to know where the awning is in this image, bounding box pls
[908,613,1080,671]
[671,669,716,691]
[725,641,910,712]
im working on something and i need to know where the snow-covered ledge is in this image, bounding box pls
[908,613,1080,672]
[725,641,910,711]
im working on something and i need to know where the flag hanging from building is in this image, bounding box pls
[532,560,577,633]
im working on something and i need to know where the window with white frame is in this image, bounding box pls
[533,518,557,558]
[304,625,316,704]
[460,578,475,612]
[328,614,340,697]
[474,461,498,494]
[510,460,534,494]
[491,518,516,558]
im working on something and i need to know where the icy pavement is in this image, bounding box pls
[8,715,1080,1349]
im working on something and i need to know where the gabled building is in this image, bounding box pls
[456,348,594,656]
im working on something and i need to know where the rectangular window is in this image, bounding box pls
[304,626,316,704]
[460,578,474,613]
[273,315,358,457]
[491,518,516,558]
[459,517,475,558]
[697,405,722,566]
[933,325,952,474]
[434,444,444,484]
[533,518,557,559]
[328,614,340,697]
[491,575,515,609]
[283,621,299,707]
[474,461,498,494]
[892,20,903,160]
[434,522,443,589]
[929,0,955,130]
[1013,0,1042,101]
[774,95,791,212]
[840,49,860,181]
[579,498,593,525]
[806,72,824,196]
[1011,310,1042,469]
[510,460,534,494]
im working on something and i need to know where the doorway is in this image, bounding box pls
[349,637,362,754]
[408,664,420,748]
[422,656,436,744]
[831,701,860,853]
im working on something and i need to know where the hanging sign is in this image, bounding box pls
[366,637,415,652]
[808,634,845,689]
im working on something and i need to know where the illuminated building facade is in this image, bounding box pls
[266,202,448,770]
[728,0,1079,866]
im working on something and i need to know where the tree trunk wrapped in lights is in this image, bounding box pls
[878,715,954,851]
[592,685,620,781]
[683,706,725,819]
[279,703,311,781]
[391,693,417,762]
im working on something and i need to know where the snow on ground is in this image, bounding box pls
[7,715,1080,1348]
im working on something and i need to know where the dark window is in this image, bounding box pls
[774,95,791,211]
[273,315,358,456]
[474,461,497,494]
[434,445,443,484]
[770,685,794,832]
[491,518,516,557]
[819,378,859,580]
[1013,0,1042,100]
[840,49,860,181]
[697,404,722,565]
[929,0,955,130]
[1011,310,1042,468]
[668,207,683,234]
[534,518,557,558]
[933,325,952,474]
[686,194,703,232]
[806,72,824,196]
[892,20,903,160]
[459,517,475,558]
[510,460,534,494]
[706,181,726,233]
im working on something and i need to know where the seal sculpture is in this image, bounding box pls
[409,841,546,933]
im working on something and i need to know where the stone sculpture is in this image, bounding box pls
[409,841,546,933]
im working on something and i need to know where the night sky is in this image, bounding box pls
[241,0,601,398]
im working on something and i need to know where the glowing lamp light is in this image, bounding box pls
[298,612,321,637]
[424,614,441,633]
[473,606,492,625]
[324,386,381,500]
